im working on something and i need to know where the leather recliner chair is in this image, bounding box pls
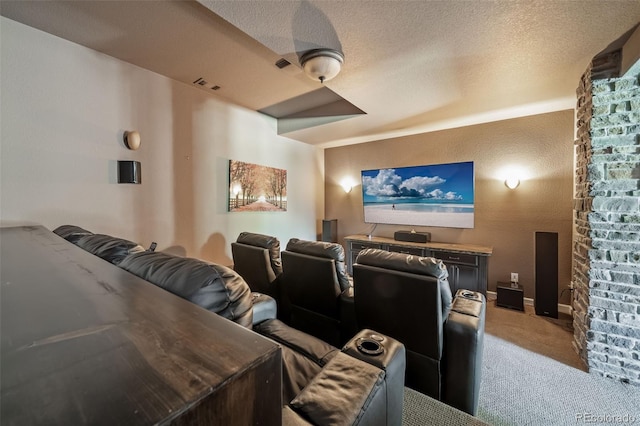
[352,248,486,415]
[280,238,353,346]
[119,250,258,328]
[54,225,406,425]
[54,225,273,326]
[120,249,406,425]
[55,225,146,265]
[231,232,283,299]
[52,224,94,244]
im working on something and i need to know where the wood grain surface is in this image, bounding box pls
[1,226,282,425]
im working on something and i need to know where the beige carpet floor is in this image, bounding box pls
[403,298,640,425]
[484,296,586,371]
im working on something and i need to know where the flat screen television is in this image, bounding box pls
[361,161,474,229]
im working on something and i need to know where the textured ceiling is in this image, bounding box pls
[2,1,640,147]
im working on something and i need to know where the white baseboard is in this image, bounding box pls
[486,290,572,316]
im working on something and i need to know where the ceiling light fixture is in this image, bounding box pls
[300,49,344,83]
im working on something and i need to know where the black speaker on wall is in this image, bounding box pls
[534,231,558,318]
[118,160,141,184]
[322,219,338,243]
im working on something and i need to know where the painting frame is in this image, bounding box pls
[228,160,287,212]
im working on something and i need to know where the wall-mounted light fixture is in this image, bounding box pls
[505,176,520,189]
[300,49,344,83]
[340,177,354,193]
[123,130,141,150]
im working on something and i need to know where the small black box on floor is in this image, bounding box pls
[496,281,524,311]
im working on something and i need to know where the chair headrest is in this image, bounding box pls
[119,251,253,328]
[286,238,350,291]
[236,232,282,275]
[75,233,145,265]
[355,248,448,279]
[53,224,94,244]
[286,238,345,261]
[355,248,452,315]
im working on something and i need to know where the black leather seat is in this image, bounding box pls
[121,249,406,425]
[54,225,407,425]
[256,319,406,426]
[74,234,146,265]
[280,238,353,346]
[231,232,282,298]
[119,251,255,328]
[53,224,94,244]
[353,248,486,415]
[55,224,146,266]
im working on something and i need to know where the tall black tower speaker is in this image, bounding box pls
[322,219,338,243]
[534,231,558,318]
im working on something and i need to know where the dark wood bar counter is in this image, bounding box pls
[1,226,281,425]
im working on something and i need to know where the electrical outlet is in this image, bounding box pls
[511,272,519,283]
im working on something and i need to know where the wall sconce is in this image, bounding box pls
[123,130,141,150]
[340,178,354,193]
[300,49,344,83]
[505,177,520,189]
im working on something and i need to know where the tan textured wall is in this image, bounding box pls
[1,17,323,265]
[324,110,575,302]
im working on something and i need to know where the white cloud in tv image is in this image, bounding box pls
[361,161,474,229]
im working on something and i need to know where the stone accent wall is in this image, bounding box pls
[573,51,640,386]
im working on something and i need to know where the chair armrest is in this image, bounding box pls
[252,293,277,325]
[443,289,486,415]
[342,329,406,426]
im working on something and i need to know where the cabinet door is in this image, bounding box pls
[435,250,480,294]
[455,264,479,293]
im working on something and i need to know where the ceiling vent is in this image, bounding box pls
[275,58,291,69]
[193,77,208,86]
[193,78,220,91]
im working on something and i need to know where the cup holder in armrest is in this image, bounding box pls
[458,290,482,301]
[356,337,384,356]
[343,329,404,371]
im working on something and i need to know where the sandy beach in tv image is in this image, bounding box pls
[364,203,474,228]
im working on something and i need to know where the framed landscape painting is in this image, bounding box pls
[228,160,287,212]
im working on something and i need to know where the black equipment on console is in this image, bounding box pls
[394,230,431,243]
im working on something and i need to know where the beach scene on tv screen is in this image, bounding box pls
[361,161,474,229]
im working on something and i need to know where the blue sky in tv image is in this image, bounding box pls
[361,161,474,205]
[361,161,475,229]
